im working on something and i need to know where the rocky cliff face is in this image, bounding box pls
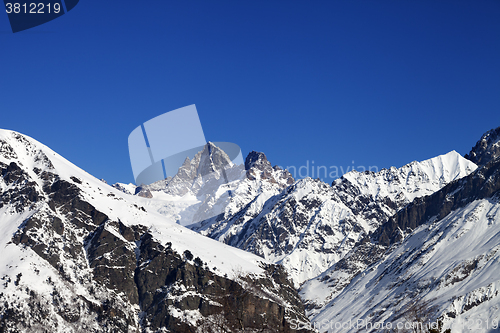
[245,151,295,187]
[465,126,500,166]
[0,130,312,333]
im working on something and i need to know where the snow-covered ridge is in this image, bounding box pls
[339,150,477,204]
[298,140,500,333]
[106,142,478,288]
[2,126,496,332]
[192,150,477,286]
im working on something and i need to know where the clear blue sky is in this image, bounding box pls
[1,0,499,185]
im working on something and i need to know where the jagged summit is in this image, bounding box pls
[465,126,500,166]
[245,151,294,186]
[198,141,233,176]
[114,145,293,228]
[245,151,269,170]
[140,141,241,197]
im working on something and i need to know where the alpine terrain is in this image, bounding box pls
[1,125,500,333]
[121,126,500,332]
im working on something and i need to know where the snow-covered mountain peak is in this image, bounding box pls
[113,147,296,229]
[0,129,103,193]
[139,142,243,197]
[414,149,474,175]
[0,129,54,171]
[197,141,233,176]
[0,130,263,273]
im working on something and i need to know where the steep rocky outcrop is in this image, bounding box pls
[135,234,309,332]
[245,151,294,187]
[143,142,240,197]
[465,126,500,166]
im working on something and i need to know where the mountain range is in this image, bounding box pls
[1,126,500,332]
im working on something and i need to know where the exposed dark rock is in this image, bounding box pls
[465,126,500,166]
[135,234,311,332]
[141,142,239,197]
[1,162,42,212]
[85,222,139,304]
[1,162,25,184]
[245,151,271,171]
[245,151,294,186]
[134,186,153,198]
[70,176,82,184]
[197,142,232,177]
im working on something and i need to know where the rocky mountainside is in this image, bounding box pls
[0,130,312,333]
[191,150,476,285]
[465,126,500,166]
[299,129,500,332]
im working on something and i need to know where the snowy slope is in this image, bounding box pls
[301,195,500,333]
